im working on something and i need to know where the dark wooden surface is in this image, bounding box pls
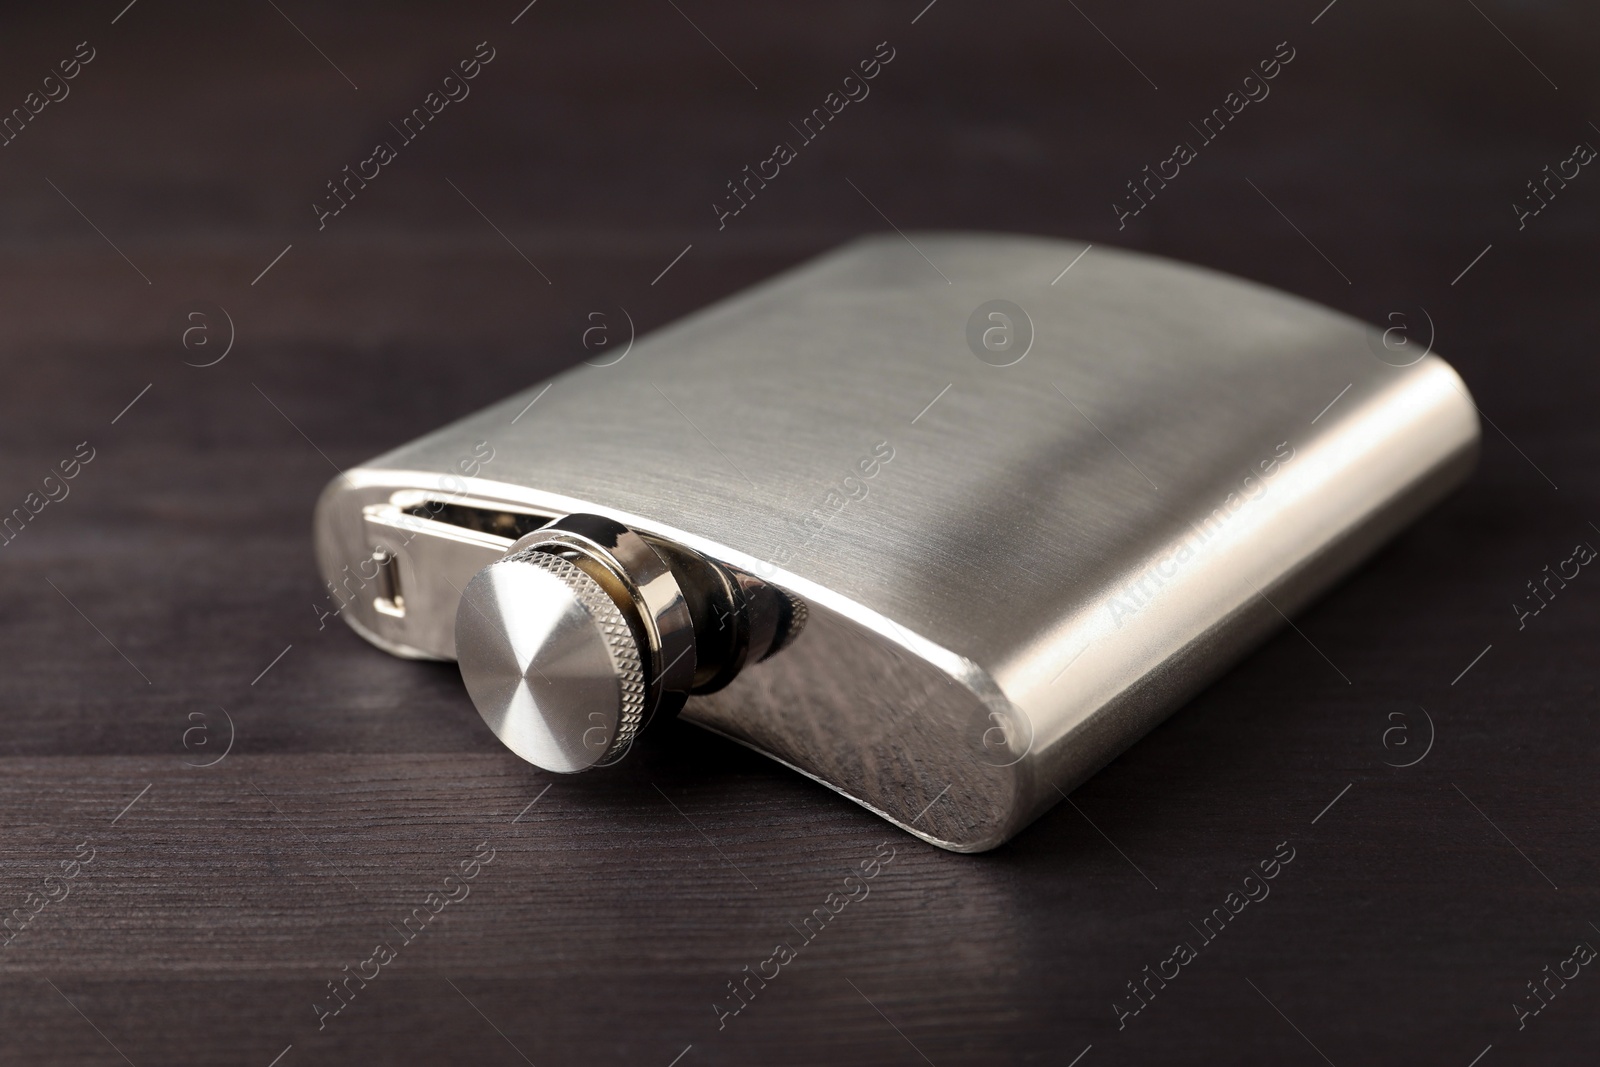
[2,2,1597,1064]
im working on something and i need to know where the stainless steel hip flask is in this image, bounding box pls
[314,233,1479,851]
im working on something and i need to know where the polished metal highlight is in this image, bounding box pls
[511,513,698,722]
[314,233,1480,852]
[457,547,648,773]
[453,512,806,772]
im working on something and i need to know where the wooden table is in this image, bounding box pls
[1,2,1595,1063]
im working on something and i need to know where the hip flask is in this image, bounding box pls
[314,233,1479,852]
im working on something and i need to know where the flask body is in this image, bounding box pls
[315,233,1479,851]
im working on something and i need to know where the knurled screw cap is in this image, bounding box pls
[455,548,646,773]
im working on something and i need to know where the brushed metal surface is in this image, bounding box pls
[314,232,1480,851]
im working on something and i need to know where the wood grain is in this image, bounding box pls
[1,1,1597,1063]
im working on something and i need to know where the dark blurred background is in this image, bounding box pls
[0,1,1596,1064]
